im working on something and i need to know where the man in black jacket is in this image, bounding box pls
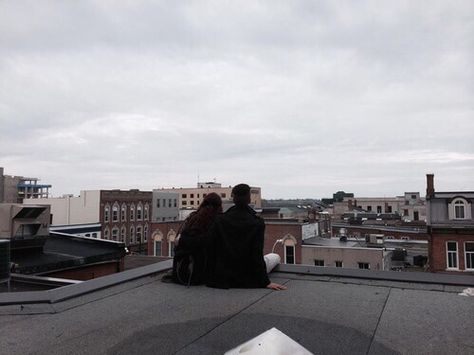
[206,184,287,290]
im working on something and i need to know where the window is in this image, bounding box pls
[414,211,419,221]
[157,199,160,208]
[404,209,409,216]
[104,205,110,222]
[144,205,149,220]
[130,226,135,244]
[144,225,148,242]
[182,201,187,206]
[155,241,162,256]
[174,199,177,207]
[121,205,127,221]
[112,228,119,241]
[136,226,142,243]
[447,241,458,269]
[190,200,194,205]
[168,199,172,207]
[169,241,175,257]
[386,206,392,213]
[314,259,324,267]
[92,233,97,238]
[104,227,110,240]
[112,204,119,222]
[358,262,370,270]
[449,198,471,220]
[182,194,187,198]
[285,245,295,264]
[335,261,343,268]
[367,206,372,212]
[377,206,382,213]
[465,242,474,270]
[221,193,226,198]
[190,194,194,198]
[121,227,126,242]
[85,233,90,237]
[411,194,417,200]
[137,204,143,220]
[130,205,135,221]
[454,200,465,219]
[162,199,166,207]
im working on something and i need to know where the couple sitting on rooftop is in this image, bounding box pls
[168,183,286,291]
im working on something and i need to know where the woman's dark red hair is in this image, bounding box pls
[182,192,222,233]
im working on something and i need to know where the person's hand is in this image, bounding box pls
[266,282,287,291]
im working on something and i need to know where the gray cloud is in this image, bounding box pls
[1,0,473,198]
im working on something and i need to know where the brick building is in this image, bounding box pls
[24,189,152,252]
[426,174,474,273]
[148,219,308,265]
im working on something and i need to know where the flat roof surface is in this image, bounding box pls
[1,269,472,354]
[12,235,124,274]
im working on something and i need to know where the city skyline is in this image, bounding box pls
[1,1,473,199]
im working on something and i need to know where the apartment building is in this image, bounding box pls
[426,174,474,273]
[160,182,262,209]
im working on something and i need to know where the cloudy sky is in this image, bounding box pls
[1,1,473,199]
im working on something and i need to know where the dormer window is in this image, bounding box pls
[455,200,465,219]
[448,197,471,220]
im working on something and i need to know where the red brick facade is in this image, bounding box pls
[429,229,474,273]
[100,190,152,251]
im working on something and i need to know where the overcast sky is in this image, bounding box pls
[1,1,473,199]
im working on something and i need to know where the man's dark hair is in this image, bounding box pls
[232,183,251,206]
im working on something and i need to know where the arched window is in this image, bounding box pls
[121,204,127,222]
[130,225,135,244]
[144,204,149,221]
[449,197,471,220]
[136,225,142,244]
[112,227,119,241]
[282,234,297,265]
[152,230,163,256]
[104,227,110,240]
[130,204,135,221]
[104,205,110,223]
[137,203,143,221]
[112,203,119,222]
[167,230,176,257]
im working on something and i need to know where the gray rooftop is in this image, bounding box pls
[1,263,473,355]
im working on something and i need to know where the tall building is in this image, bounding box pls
[160,182,262,209]
[23,189,152,251]
[0,167,51,203]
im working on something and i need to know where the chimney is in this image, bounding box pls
[426,174,435,199]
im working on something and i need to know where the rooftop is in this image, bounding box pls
[1,262,473,354]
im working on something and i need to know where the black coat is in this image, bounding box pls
[206,205,270,289]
